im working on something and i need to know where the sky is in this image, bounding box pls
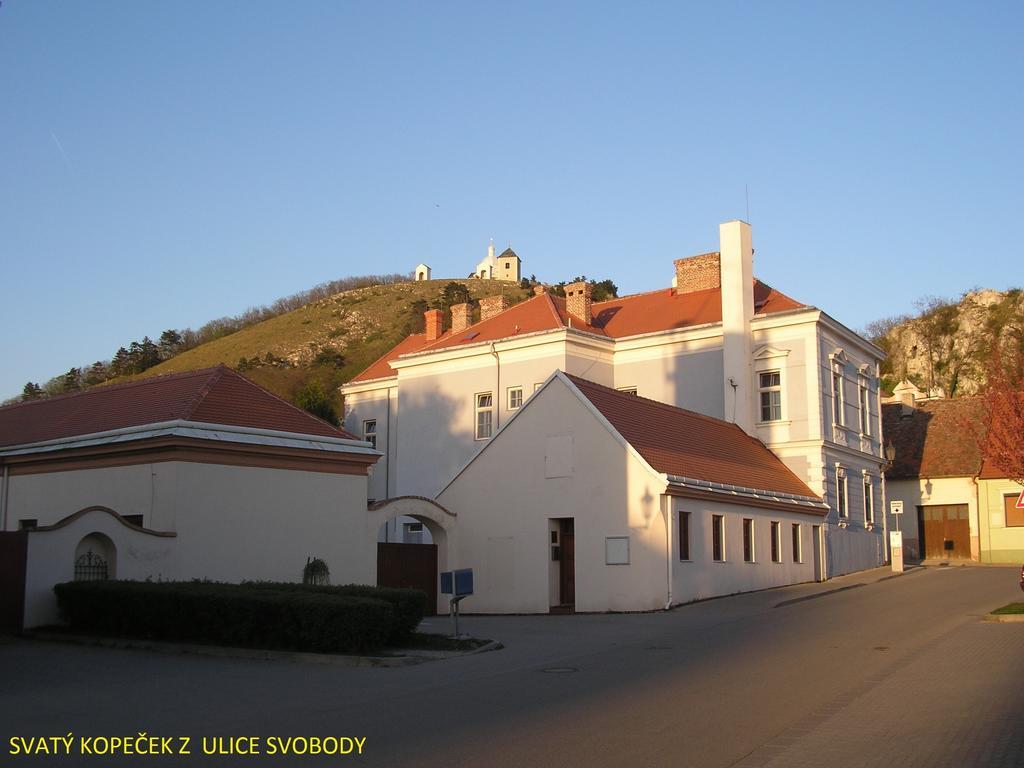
[1,1,1021,399]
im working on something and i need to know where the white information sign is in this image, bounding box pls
[890,500,904,516]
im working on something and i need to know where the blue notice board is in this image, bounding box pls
[440,568,473,596]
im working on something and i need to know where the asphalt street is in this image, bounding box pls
[1,565,1020,768]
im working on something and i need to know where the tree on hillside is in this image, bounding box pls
[159,329,183,360]
[979,344,1024,484]
[60,368,82,393]
[403,299,430,335]
[21,382,43,401]
[434,282,474,330]
[84,361,108,386]
[295,379,338,425]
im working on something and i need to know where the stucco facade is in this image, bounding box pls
[344,221,887,578]
[436,374,824,613]
[977,478,1024,563]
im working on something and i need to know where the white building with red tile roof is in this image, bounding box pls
[436,372,828,612]
[0,367,382,629]
[343,221,888,582]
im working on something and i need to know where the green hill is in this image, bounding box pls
[126,279,530,411]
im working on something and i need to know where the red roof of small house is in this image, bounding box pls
[564,374,820,500]
[882,398,985,480]
[350,280,805,382]
[0,366,354,448]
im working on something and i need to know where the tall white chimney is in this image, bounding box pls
[720,220,755,435]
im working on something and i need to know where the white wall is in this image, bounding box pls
[23,509,177,628]
[438,377,670,613]
[670,496,819,604]
[10,458,377,627]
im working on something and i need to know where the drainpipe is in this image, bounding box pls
[0,463,9,530]
[663,494,673,610]
[490,342,500,432]
[972,474,982,563]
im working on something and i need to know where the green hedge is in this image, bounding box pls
[245,583,427,642]
[53,581,394,654]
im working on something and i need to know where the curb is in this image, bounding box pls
[24,631,498,667]
[983,613,1024,623]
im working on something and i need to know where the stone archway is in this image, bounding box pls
[367,497,456,615]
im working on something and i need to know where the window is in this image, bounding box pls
[475,393,493,439]
[679,510,691,560]
[507,387,523,410]
[770,521,782,563]
[858,382,870,435]
[363,419,377,449]
[742,518,755,562]
[123,514,144,527]
[759,371,782,422]
[836,467,848,518]
[712,515,725,562]
[617,386,638,396]
[1005,493,1024,527]
[791,523,802,563]
[864,475,874,524]
[18,519,37,530]
[832,369,845,425]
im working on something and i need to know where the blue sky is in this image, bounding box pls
[1,1,1021,398]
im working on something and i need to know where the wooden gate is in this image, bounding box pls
[920,504,971,560]
[0,532,28,634]
[377,542,438,616]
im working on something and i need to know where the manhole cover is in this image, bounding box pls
[541,667,578,674]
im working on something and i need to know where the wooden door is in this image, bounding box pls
[377,542,438,616]
[921,504,970,560]
[0,532,28,634]
[559,520,575,607]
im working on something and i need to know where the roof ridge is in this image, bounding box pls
[180,365,228,420]
[542,293,565,326]
[200,367,352,437]
[0,366,223,414]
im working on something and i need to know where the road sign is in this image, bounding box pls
[890,500,904,516]
[1016,490,1024,510]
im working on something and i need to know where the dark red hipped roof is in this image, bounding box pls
[0,366,353,448]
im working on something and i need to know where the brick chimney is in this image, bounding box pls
[673,252,721,294]
[425,309,442,341]
[451,302,472,334]
[479,295,509,321]
[565,281,592,325]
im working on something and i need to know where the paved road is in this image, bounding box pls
[1,565,1021,768]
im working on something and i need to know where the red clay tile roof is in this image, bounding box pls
[350,333,436,383]
[350,280,805,382]
[882,399,985,480]
[0,366,353,448]
[564,374,821,500]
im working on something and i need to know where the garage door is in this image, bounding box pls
[920,504,971,560]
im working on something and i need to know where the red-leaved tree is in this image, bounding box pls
[979,344,1024,484]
